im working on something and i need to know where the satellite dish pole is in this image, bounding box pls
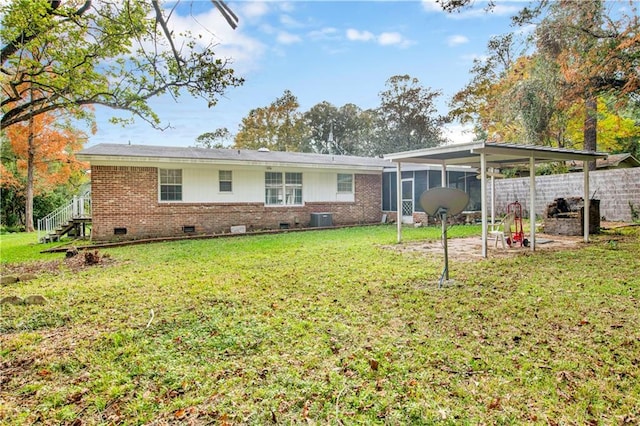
[419,187,470,288]
[437,206,450,286]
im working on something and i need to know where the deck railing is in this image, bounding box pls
[37,196,91,242]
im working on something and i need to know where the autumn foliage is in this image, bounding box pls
[1,112,87,197]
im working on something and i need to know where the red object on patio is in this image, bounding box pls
[506,201,529,247]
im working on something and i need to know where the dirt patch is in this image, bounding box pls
[2,249,116,278]
[384,233,585,261]
[387,221,639,261]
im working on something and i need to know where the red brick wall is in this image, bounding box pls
[91,166,382,240]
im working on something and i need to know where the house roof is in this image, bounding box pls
[569,153,640,170]
[78,143,391,171]
[383,141,607,167]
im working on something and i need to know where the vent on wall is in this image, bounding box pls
[114,227,127,235]
[183,225,196,233]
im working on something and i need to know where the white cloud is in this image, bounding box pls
[490,3,524,17]
[280,14,303,28]
[422,0,522,19]
[378,32,414,48]
[421,0,442,13]
[259,23,276,35]
[241,2,270,19]
[447,34,469,46]
[378,32,403,46]
[346,28,375,42]
[163,7,267,75]
[277,2,296,14]
[308,27,340,41]
[347,29,412,48]
[277,31,302,45]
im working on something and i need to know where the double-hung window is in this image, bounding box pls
[265,172,303,205]
[159,169,182,201]
[337,173,353,193]
[219,170,232,192]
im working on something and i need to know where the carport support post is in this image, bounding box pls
[481,152,488,258]
[490,168,496,230]
[396,161,402,243]
[584,162,590,243]
[441,163,447,187]
[529,156,536,252]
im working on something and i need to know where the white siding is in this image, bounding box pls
[178,165,356,204]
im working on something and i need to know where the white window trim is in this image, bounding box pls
[218,170,233,193]
[265,171,304,206]
[337,173,354,194]
[159,168,183,202]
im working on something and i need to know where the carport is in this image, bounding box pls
[384,141,608,258]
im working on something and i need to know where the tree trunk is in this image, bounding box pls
[584,93,597,171]
[25,119,35,232]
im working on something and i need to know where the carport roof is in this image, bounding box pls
[384,141,607,167]
[384,141,608,258]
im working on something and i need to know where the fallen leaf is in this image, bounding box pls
[488,397,501,410]
[369,358,379,371]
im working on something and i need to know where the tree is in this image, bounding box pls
[447,0,640,160]
[371,75,447,155]
[303,102,375,155]
[449,34,524,142]
[303,101,339,154]
[1,0,243,131]
[234,90,310,152]
[334,104,378,156]
[565,97,640,153]
[195,128,233,149]
[1,111,88,231]
[503,55,567,146]
[508,0,640,165]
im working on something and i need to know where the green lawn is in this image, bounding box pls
[1,225,639,424]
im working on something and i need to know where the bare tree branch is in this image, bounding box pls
[211,0,238,29]
[151,0,183,72]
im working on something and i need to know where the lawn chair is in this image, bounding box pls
[490,212,515,249]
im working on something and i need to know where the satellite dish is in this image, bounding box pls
[419,187,470,288]
[419,187,469,217]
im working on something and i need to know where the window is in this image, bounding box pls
[265,172,303,205]
[159,169,182,201]
[337,173,353,193]
[219,170,232,192]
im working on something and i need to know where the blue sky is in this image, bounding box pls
[90,0,530,148]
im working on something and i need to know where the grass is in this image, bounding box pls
[0,232,77,264]
[1,224,639,424]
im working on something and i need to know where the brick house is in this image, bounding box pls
[77,144,388,241]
